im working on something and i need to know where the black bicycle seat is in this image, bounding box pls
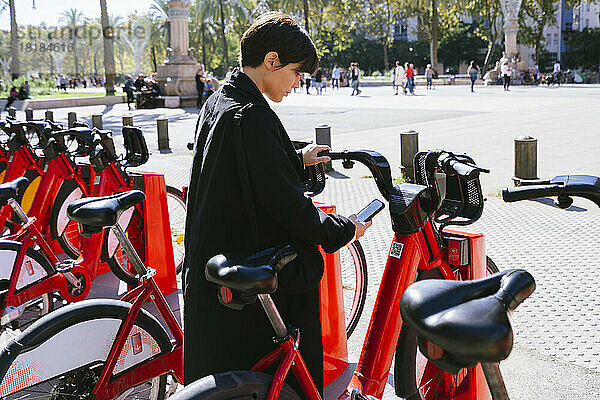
[0,177,29,206]
[205,246,298,295]
[67,190,145,235]
[400,269,535,373]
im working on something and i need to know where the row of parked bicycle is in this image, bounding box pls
[0,113,598,400]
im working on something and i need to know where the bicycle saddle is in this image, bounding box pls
[67,190,146,236]
[0,177,29,206]
[400,269,535,373]
[205,246,298,295]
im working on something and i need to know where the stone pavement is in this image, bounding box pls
[3,84,600,398]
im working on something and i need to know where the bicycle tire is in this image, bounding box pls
[104,207,145,287]
[0,299,170,400]
[166,185,186,274]
[340,240,368,338]
[50,178,85,258]
[394,256,499,400]
[0,241,54,338]
[170,371,301,400]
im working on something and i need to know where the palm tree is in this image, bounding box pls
[60,8,85,76]
[8,0,19,79]
[100,0,116,94]
[196,0,249,70]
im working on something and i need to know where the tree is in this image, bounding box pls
[60,8,85,76]
[8,0,19,79]
[196,0,249,70]
[363,0,394,71]
[280,0,329,33]
[100,0,116,94]
[121,15,153,76]
[517,0,556,64]
[465,0,504,72]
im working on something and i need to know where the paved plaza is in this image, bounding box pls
[4,84,600,398]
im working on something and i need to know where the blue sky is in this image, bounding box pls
[0,0,156,30]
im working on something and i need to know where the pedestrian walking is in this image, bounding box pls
[315,68,324,95]
[405,63,415,95]
[394,61,405,95]
[331,66,340,89]
[501,61,512,91]
[467,61,479,93]
[124,76,135,110]
[350,63,361,96]
[425,64,434,89]
[304,72,312,94]
[4,87,17,110]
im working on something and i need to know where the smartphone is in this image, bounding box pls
[356,199,385,223]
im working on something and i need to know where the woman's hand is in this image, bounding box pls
[302,144,331,166]
[348,214,372,241]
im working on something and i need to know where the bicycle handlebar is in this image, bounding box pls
[503,175,600,209]
[502,184,563,203]
[322,150,393,201]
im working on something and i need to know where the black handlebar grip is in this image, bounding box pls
[448,159,479,179]
[502,184,562,202]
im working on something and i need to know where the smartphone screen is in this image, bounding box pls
[356,199,385,222]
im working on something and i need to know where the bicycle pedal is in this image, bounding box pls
[55,259,77,273]
[350,388,374,400]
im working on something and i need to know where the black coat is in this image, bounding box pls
[183,69,355,394]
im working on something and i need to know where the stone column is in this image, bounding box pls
[501,0,523,58]
[156,0,200,103]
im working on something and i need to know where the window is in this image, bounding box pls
[585,18,589,28]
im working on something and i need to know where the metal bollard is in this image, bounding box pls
[400,129,419,182]
[45,110,54,122]
[92,114,103,129]
[315,124,332,172]
[25,108,34,121]
[122,115,133,126]
[68,112,77,128]
[157,119,169,150]
[513,136,538,185]
[7,107,16,118]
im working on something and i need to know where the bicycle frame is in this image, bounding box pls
[90,224,183,400]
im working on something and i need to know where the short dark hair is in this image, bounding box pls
[239,12,318,74]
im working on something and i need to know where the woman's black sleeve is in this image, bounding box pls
[242,107,355,254]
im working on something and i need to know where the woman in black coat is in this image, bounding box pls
[183,12,370,396]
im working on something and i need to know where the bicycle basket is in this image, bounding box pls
[122,126,149,168]
[413,152,484,224]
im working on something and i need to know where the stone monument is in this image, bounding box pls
[500,0,523,60]
[156,0,200,106]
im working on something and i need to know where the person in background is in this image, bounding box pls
[134,74,145,91]
[124,76,135,110]
[405,63,415,95]
[425,64,434,89]
[225,66,234,80]
[553,60,562,86]
[331,66,340,89]
[304,72,311,94]
[315,68,324,95]
[467,61,479,93]
[501,61,512,91]
[394,61,405,95]
[4,86,18,110]
[195,67,206,108]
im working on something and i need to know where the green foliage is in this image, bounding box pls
[518,0,557,63]
[564,28,600,70]
[438,22,487,69]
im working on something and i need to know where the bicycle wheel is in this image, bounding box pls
[394,256,499,400]
[166,185,186,274]
[105,207,145,287]
[0,242,54,339]
[170,371,301,400]
[340,240,368,338]
[0,300,170,400]
[50,178,85,258]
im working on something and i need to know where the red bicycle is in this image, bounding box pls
[164,148,501,400]
[0,191,183,400]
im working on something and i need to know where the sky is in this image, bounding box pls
[0,0,156,30]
